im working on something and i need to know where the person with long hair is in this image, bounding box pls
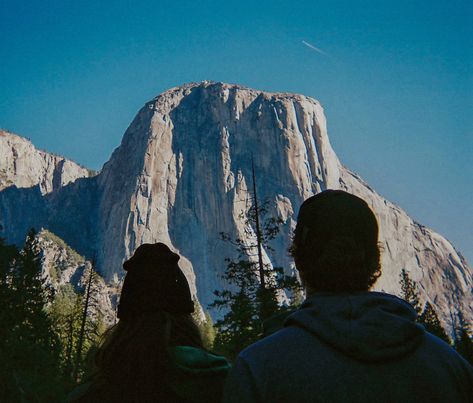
[70,243,230,403]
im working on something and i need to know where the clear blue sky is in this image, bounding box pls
[1,0,472,262]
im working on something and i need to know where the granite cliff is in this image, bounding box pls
[0,82,471,331]
[0,130,91,194]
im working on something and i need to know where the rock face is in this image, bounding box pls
[0,130,91,194]
[0,130,96,252]
[0,82,471,331]
[37,229,116,326]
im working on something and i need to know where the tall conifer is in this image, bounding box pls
[399,268,422,314]
[399,269,450,344]
[454,313,473,364]
[419,302,450,343]
[211,164,301,357]
[0,229,64,401]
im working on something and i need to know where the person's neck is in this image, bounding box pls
[304,287,370,296]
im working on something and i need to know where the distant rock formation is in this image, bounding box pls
[0,130,91,194]
[37,229,116,326]
[1,82,471,332]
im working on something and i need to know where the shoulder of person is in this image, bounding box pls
[168,346,231,403]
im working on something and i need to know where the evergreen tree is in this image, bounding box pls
[454,313,473,364]
[0,229,64,402]
[0,231,107,398]
[399,268,422,314]
[211,259,261,357]
[0,237,18,342]
[72,260,106,382]
[419,302,450,343]
[0,238,20,400]
[211,164,301,357]
[12,230,57,346]
[399,269,450,344]
[48,284,84,382]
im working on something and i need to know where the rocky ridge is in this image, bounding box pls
[0,82,471,332]
[0,130,91,194]
[37,229,116,326]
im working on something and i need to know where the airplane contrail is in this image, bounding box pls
[302,40,329,57]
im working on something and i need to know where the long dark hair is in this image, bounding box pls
[74,243,203,402]
[86,311,203,402]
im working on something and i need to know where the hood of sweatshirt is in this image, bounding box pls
[285,292,425,362]
[168,346,231,402]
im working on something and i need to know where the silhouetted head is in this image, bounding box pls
[291,190,381,293]
[90,243,202,402]
[117,242,194,319]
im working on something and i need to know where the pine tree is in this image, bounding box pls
[399,268,422,314]
[454,313,473,364]
[0,238,20,400]
[211,259,261,357]
[211,162,301,357]
[48,284,84,382]
[42,248,106,389]
[0,237,18,341]
[72,259,105,381]
[419,302,450,343]
[399,269,450,344]
[12,230,57,346]
[0,229,64,402]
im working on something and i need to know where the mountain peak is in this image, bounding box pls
[0,129,91,194]
[152,81,321,106]
[1,84,471,332]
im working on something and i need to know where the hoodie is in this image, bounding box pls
[223,292,473,403]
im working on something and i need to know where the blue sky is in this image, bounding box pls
[1,0,472,262]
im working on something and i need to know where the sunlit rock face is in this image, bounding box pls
[0,130,90,194]
[0,82,471,331]
[94,82,342,309]
[37,229,116,326]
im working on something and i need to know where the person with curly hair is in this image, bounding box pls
[223,190,473,402]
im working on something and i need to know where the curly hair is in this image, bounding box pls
[291,190,382,292]
[291,236,381,292]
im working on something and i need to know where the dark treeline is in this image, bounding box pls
[399,268,473,362]
[0,230,104,402]
[0,227,472,401]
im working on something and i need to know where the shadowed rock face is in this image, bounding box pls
[0,82,471,330]
[0,130,96,254]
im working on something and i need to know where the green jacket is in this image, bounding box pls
[68,346,230,403]
[168,346,231,402]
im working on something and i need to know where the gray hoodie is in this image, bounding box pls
[223,292,473,403]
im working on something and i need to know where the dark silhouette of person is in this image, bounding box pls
[222,190,473,402]
[69,243,230,403]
